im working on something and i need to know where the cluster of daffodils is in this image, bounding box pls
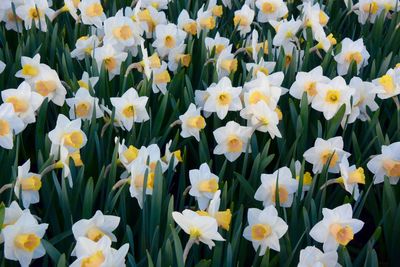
[1,0,400,266]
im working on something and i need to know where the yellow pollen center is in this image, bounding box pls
[28,8,42,19]
[35,80,57,96]
[217,92,232,106]
[227,135,243,153]
[220,59,238,73]
[304,81,317,96]
[200,16,216,30]
[134,172,154,189]
[319,11,328,25]
[113,25,133,40]
[215,44,225,54]
[104,57,117,71]
[249,91,269,105]
[233,15,249,26]
[198,178,219,193]
[20,176,42,191]
[251,224,272,240]
[154,71,171,84]
[164,35,176,49]
[86,227,105,242]
[122,105,135,118]
[320,150,339,168]
[21,64,39,77]
[348,167,366,184]
[183,22,197,35]
[379,74,395,93]
[63,131,84,149]
[86,3,103,17]
[0,120,10,136]
[296,171,313,186]
[76,102,91,118]
[325,90,341,104]
[215,209,232,230]
[329,223,354,246]
[14,233,41,252]
[123,145,139,163]
[187,115,206,129]
[345,52,363,64]
[383,159,400,177]
[6,97,28,113]
[271,186,289,204]
[212,5,223,17]
[262,2,275,14]
[189,227,202,239]
[81,251,105,267]
[363,2,379,14]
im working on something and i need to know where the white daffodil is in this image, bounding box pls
[348,77,380,122]
[129,160,154,208]
[179,103,206,141]
[136,144,168,173]
[246,58,276,78]
[141,0,170,10]
[354,0,384,24]
[310,203,364,252]
[240,101,281,138]
[136,6,167,38]
[94,44,128,80]
[311,76,354,120]
[110,87,149,131]
[303,136,350,174]
[72,210,120,242]
[152,61,171,94]
[0,103,25,149]
[103,11,143,50]
[15,54,42,81]
[205,0,224,18]
[254,166,298,207]
[197,190,232,231]
[315,33,337,52]
[196,7,216,33]
[216,45,238,78]
[213,121,253,162]
[0,0,24,32]
[63,0,80,20]
[78,0,105,28]
[245,29,269,62]
[48,114,87,158]
[367,141,400,184]
[233,4,254,36]
[194,90,211,118]
[2,212,48,267]
[255,0,288,23]
[30,66,67,106]
[302,2,329,40]
[0,201,26,243]
[372,68,400,99]
[205,32,230,56]
[66,88,103,121]
[71,35,100,60]
[334,38,370,75]
[14,159,42,208]
[117,140,139,170]
[189,163,220,210]
[298,246,339,267]
[294,160,313,196]
[243,71,286,110]
[203,77,242,119]
[289,66,329,104]
[337,158,365,200]
[16,0,53,32]
[162,140,182,170]
[70,236,129,267]
[272,19,302,50]
[77,71,99,90]
[243,206,288,255]
[177,9,197,36]
[172,209,224,249]
[152,23,186,58]
[167,43,191,72]
[1,81,43,124]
